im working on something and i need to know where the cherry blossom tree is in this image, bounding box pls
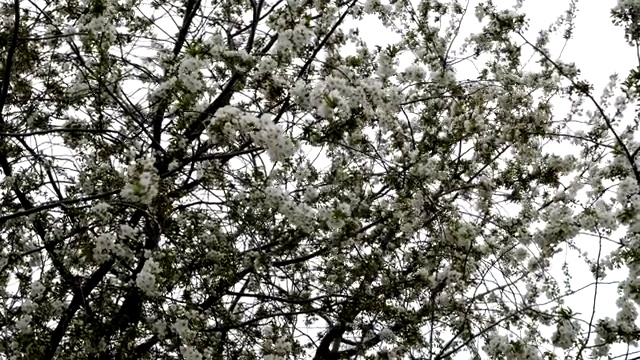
[0,0,638,358]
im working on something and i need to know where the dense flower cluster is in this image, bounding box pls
[120,157,159,204]
[482,334,542,360]
[551,319,580,349]
[135,258,160,296]
[263,335,293,360]
[179,345,203,360]
[209,106,297,162]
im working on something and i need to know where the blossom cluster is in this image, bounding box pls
[93,233,116,264]
[551,319,580,349]
[274,23,315,55]
[177,55,205,93]
[120,157,159,204]
[308,75,367,119]
[262,335,293,360]
[482,334,542,360]
[209,106,297,162]
[76,3,117,47]
[179,345,203,360]
[135,258,160,296]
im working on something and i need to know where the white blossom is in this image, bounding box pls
[551,319,579,349]
[31,281,46,298]
[136,258,160,296]
[180,345,203,360]
[15,314,32,333]
[379,327,395,342]
[172,318,190,338]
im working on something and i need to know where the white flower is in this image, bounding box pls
[172,318,189,337]
[401,65,425,82]
[264,356,286,360]
[291,24,314,47]
[274,32,294,54]
[93,233,116,263]
[153,320,168,340]
[292,81,310,107]
[474,5,487,21]
[616,296,638,332]
[119,224,138,239]
[617,176,639,204]
[551,319,579,349]
[483,334,510,356]
[21,299,36,313]
[376,54,395,78]
[92,201,111,214]
[85,16,108,34]
[364,0,380,13]
[120,160,159,204]
[180,345,203,360]
[16,314,32,333]
[177,55,204,93]
[168,160,180,171]
[304,187,319,201]
[136,259,160,296]
[262,326,274,337]
[337,202,351,216]
[139,171,153,188]
[592,318,616,357]
[31,280,46,298]
[322,208,344,229]
[210,107,296,162]
[416,268,430,281]
[273,336,291,355]
[379,327,395,342]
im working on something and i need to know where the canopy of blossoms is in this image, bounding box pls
[1,0,640,358]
